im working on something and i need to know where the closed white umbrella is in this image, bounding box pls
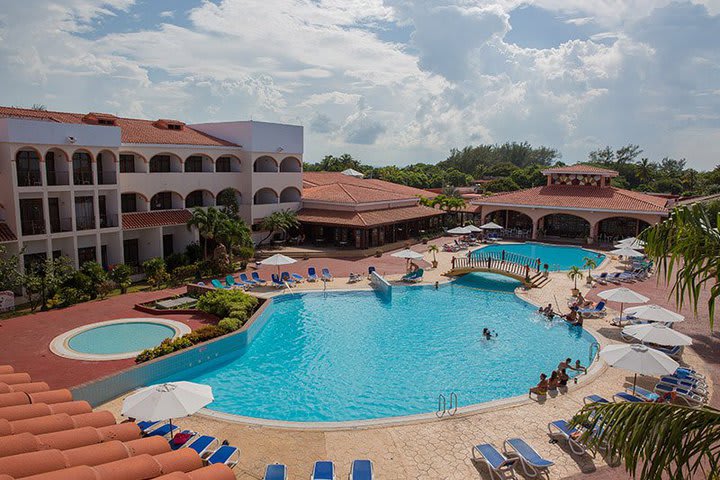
[624,304,685,324]
[611,246,644,258]
[600,343,679,394]
[479,222,504,230]
[598,287,649,320]
[623,323,693,346]
[122,382,214,430]
[391,249,424,260]
[260,253,297,278]
[447,226,472,235]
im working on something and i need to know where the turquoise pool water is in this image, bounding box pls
[182,273,595,422]
[474,243,605,271]
[68,322,175,354]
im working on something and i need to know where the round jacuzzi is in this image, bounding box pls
[50,318,191,361]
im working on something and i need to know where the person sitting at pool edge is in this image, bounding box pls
[547,371,559,393]
[529,373,548,398]
[558,368,569,388]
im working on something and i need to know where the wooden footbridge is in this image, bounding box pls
[445,250,552,288]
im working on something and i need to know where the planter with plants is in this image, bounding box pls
[583,256,598,285]
[567,266,584,296]
[428,244,439,269]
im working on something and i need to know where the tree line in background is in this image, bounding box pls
[305,143,720,197]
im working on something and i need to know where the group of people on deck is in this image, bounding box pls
[537,303,584,327]
[529,358,587,398]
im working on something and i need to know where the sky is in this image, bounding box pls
[0,1,719,170]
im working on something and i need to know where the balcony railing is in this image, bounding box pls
[50,217,73,233]
[98,171,117,185]
[76,215,96,231]
[17,170,42,187]
[21,219,46,236]
[99,214,119,228]
[73,171,94,186]
[46,171,69,186]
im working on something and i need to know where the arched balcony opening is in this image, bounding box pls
[121,192,149,213]
[254,188,279,205]
[185,190,215,208]
[254,156,278,173]
[45,148,70,186]
[597,217,651,243]
[217,188,242,210]
[279,156,302,173]
[119,152,148,174]
[279,186,301,203]
[15,148,42,187]
[149,153,182,173]
[538,213,590,240]
[215,155,241,172]
[150,191,183,211]
[484,210,533,239]
[96,150,117,185]
[72,150,94,185]
[184,154,214,173]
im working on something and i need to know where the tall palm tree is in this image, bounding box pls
[216,217,253,254]
[573,203,720,480]
[583,256,597,282]
[186,207,223,259]
[258,209,299,246]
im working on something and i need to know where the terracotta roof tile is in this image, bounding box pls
[541,164,619,176]
[474,186,668,213]
[122,209,192,230]
[302,172,435,204]
[298,205,442,228]
[0,107,238,147]
[0,223,17,242]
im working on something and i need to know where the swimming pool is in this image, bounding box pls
[474,243,605,271]
[180,273,596,423]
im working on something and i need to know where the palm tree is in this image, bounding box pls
[583,256,597,283]
[573,203,720,480]
[567,265,583,292]
[186,207,223,259]
[216,217,253,254]
[258,210,299,246]
[427,244,439,268]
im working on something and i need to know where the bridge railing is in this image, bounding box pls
[452,249,541,278]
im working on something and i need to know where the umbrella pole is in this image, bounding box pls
[633,373,637,395]
[620,302,624,322]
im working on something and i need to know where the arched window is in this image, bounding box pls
[15,149,41,186]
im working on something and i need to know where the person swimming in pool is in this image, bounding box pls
[482,327,497,340]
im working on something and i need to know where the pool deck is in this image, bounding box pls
[2,237,718,479]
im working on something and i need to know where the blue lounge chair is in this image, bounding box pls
[654,344,682,359]
[211,279,226,289]
[654,382,705,405]
[146,422,178,438]
[240,273,258,286]
[307,267,318,282]
[591,272,608,284]
[661,374,706,389]
[225,275,239,288]
[675,367,706,382]
[263,463,287,480]
[311,460,335,480]
[612,392,645,403]
[547,420,587,455]
[578,301,606,318]
[471,443,516,480]
[658,377,707,395]
[321,268,333,281]
[251,271,267,285]
[271,274,285,288]
[626,386,660,402]
[137,420,159,434]
[401,268,424,283]
[183,434,218,458]
[350,459,373,480]
[583,394,609,404]
[206,445,240,468]
[170,430,196,450]
[280,272,296,284]
[291,273,304,283]
[503,438,554,478]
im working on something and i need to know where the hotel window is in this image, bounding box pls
[121,193,137,213]
[75,196,95,230]
[72,152,93,185]
[77,247,97,266]
[185,191,204,208]
[151,192,173,210]
[123,239,139,266]
[119,154,135,173]
[149,155,171,173]
[185,156,203,172]
[16,150,42,186]
[216,157,231,172]
[19,198,45,235]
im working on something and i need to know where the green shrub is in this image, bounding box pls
[97,280,115,299]
[80,262,108,298]
[171,264,197,286]
[164,253,189,272]
[196,289,258,319]
[143,257,170,290]
[218,317,242,332]
[235,246,255,261]
[109,264,133,294]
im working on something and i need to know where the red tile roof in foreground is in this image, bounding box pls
[541,164,619,176]
[0,106,237,147]
[298,205,442,228]
[474,186,669,213]
[122,209,192,230]
[0,223,16,242]
[0,364,235,480]
[302,172,436,204]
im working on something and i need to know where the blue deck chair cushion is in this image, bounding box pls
[207,445,239,466]
[632,386,660,401]
[137,420,159,433]
[240,273,256,284]
[264,464,287,480]
[614,392,644,403]
[186,435,217,456]
[474,444,511,469]
[147,423,177,437]
[211,279,225,289]
[252,272,266,283]
[312,461,335,480]
[321,268,332,278]
[351,459,373,480]
[505,438,554,468]
[550,420,578,437]
[583,394,609,404]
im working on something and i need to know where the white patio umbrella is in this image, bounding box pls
[121,382,214,430]
[618,237,646,248]
[623,323,693,346]
[624,304,685,324]
[260,253,297,278]
[447,226,472,235]
[600,343,679,394]
[479,222,504,230]
[598,287,649,321]
[391,248,424,260]
[610,246,644,258]
[465,225,483,233]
